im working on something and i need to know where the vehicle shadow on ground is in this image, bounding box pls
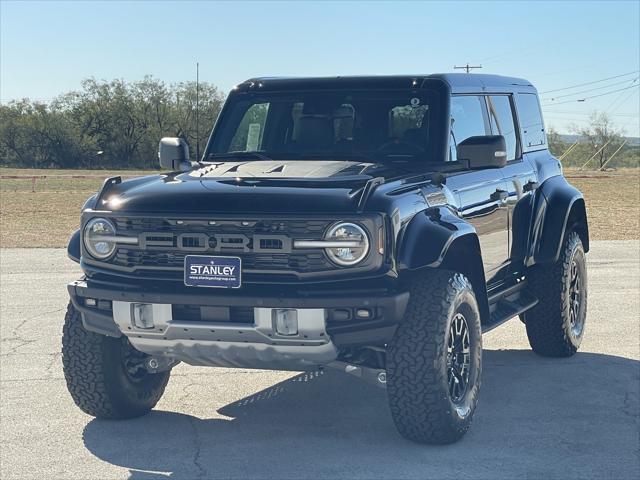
[82,349,639,480]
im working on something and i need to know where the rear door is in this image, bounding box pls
[486,94,539,263]
[446,95,510,284]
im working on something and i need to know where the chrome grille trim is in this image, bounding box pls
[293,240,362,248]
[92,235,139,245]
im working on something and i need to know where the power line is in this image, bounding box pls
[607,80,640,115]
[541,83,640,106]
[542,110,639,117]
[542,77,638,101]
[539,70,639,94]
[544,115,593,122]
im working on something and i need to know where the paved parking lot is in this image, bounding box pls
[1,241,639,479]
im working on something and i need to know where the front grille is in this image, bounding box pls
[107,216,335,277]
[113,217,328,236]
[114,249,329,271]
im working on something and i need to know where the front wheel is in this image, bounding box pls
[386,270,482,444]
[62,302,171,419]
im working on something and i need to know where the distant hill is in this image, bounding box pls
[559,134,640,146]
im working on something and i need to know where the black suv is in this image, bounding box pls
[63,74,589,444]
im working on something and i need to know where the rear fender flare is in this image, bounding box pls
[529,176,589,265]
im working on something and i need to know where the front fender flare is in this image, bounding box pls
[67,229,81,263]
[67,193,98,264]
[396,206,477,270]
[396,207,489,323]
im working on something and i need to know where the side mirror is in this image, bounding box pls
[457,135,507,169]
[158,137,191,171]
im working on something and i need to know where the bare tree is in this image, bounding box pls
[572,112,625,169]
[545,127,567,157]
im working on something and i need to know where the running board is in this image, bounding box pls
[483,283,538,333]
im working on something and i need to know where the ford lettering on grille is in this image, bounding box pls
[138,232,292,253]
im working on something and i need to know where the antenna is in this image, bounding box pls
[454,63,482,74]
[196,62,200,160]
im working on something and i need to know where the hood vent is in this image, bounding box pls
[267,164,286,173]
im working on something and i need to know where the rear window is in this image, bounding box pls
[516,93,546,151]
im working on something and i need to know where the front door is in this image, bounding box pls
[447,170,510,283]
[448,95,510,284]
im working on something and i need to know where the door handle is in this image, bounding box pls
[490,189,508,203]
[523,180,539,192]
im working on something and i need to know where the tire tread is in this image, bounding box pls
[62,302,169,419]
[525,231,584,357]
[386,270,482,444]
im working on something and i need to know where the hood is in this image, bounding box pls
[98,160,408,214]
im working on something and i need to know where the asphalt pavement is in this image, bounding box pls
[1,241,638,479]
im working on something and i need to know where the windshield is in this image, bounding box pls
[207,89,444,164]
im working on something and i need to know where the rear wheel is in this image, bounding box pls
[386,270,482,444]
[62,302,171,419]
[524,231,587,357]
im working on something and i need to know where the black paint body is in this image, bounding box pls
[67,74,589,347]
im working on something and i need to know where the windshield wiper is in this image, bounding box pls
[207,151,272,161]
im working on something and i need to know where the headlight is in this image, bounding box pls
[83,218,117,259]
[324,222,370,266]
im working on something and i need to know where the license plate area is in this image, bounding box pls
[184,255,241,288]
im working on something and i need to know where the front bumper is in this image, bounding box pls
[67,279,409,370]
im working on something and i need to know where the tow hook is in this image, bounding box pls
[145,356,180,373]
[329,361,387,388]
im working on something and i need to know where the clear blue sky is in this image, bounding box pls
[1,0,639,135]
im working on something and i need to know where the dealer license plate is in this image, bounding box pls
[184,255,242,289]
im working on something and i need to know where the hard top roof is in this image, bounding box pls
[237,73,536,93]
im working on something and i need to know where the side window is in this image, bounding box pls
[487,95,518,161]
[449,96,487,162]
[515,93,546,150]
[229,103,269,152]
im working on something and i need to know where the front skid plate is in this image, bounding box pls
[112,302,338,370]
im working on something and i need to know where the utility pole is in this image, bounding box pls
[196,62,200,161]
[454,63,482,74]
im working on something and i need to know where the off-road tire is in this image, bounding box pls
[62,302,170,419]
[524,231,587,357]
[386,270,482,444]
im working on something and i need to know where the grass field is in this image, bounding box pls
[1,167,638,248]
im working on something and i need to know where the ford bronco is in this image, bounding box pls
[63,74,589,444]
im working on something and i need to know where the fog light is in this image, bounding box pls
[356,308,372,319]
[85,298,97,307]
[273,309,298,336]
[132,303,154,329]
